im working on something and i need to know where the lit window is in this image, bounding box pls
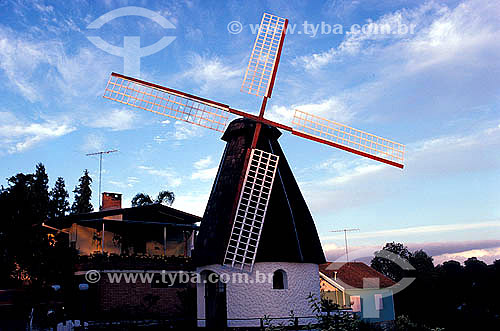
[350,296,361,312]
[272,269,288,289]
[375,294,383,310]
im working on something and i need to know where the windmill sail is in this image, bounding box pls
[104,73,231,132]
[292,109,405,168]
[241,13,288,98]
[223,149,279,272]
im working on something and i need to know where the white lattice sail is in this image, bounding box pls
[292,109,405,168]
[104,73,230,132]
[240,13,287,98]
[223,149,279,272]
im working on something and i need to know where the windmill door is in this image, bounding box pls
[204,272,227,329]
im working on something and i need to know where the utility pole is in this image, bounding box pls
[330,228,360,262]
[86,149,118,209]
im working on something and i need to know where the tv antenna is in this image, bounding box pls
[86,149,118,209]
[330,228,360,262]
[101,13,404,272]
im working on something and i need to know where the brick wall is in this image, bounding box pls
[98,272,193,318]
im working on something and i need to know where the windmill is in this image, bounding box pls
[102,13,405,273]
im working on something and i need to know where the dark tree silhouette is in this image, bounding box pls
[71,169,93,214]
[409,249,434,275]
[0,165,52,284]
[371,241,411,282]
[131,190,175,207]
[131,193,154,207]
[33,163,49,220]
[49,177,70,219]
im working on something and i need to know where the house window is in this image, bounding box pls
[350,296,361,312]
[272,269,288,289]
[374,294,383,310]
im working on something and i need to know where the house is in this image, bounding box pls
[193,119,326,328]
[319,262,396,325]
[44,192,201,319]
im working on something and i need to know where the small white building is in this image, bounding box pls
[193,119,326,328]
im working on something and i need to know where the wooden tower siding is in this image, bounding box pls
[194,118,326,267]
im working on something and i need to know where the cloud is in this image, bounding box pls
[82,133,105,153]
[108,176,140,189]
[0,27,114,103]
[433,246,500,265]
[87,109,138,131]
[294,2,425,69]
[191,156,217,181]
[295,1,500,73]
[0,111,75,153]
[191,167,218,181]
[323,221,500,241]
[179,54,243,93]
[138,165,182,188]
[267,95,354,125]
[408,239,500,259]
[322,239,500,265]
[172,191,210,217]
[302,122,500,213]
[193,156,214,169]
[172,121,203,140]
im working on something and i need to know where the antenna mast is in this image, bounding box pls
[330,228,360,262]
[86,149,118,209]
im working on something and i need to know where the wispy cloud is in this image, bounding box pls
[191,155,217,181]
[193,156,214,169]
[267,95,355,125]
[302,122,500,213]
[172,121,203,141]
[0,27,114,103]
[0,111,75,154]
[138,165,182,188]
[172,191,210,217]
[179,53,243,94]
[323,220,500,241]
[108,176,140,189]
[191,167,218,181]
[86,109,138,131]
[322,239,500,265]
[433,246,500,265]
[295,0,500,76]
[81,133,105,153]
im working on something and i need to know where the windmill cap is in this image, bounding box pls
[221,118,282,142]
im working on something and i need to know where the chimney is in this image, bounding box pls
[101,192,122,211]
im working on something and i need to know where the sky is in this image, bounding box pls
[0,0,499,265]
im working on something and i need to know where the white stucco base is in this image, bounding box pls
[196,262,320,328]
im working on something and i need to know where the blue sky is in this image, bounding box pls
[1,0,499,264]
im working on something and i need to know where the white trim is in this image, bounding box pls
[319,271,345,292]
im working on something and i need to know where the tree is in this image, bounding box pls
[33,163,50,220]
[131,190,175,207]
[1,165,52,284]
[371,241,411,282]
[71,169,93,214]
[49,177,70,219]
[409,249,434,275]
[131,193,154,207]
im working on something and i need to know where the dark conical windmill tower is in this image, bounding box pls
[193,118,326,328]
[101,12,404,329]
[194,118,325,267]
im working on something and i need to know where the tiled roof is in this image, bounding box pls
[319,262,395,289]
